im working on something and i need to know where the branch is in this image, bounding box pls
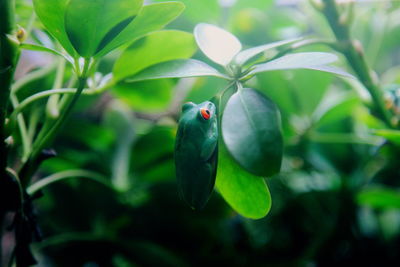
[319,0,393,128]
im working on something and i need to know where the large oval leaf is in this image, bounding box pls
[194,23,242,66]
[216,143,271,219]
[222,88,283,177]
[113,30,196,81]
[33,0,76,57]
[96,2,185,58]
[64,0,143,57]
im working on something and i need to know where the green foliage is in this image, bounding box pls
[3,0,400,266]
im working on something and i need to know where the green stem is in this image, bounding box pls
[9,88,82,121]
[320,0,393,128]
[0,0,17,265]
[20,59,91,187]
[10,93,31,162]
[11,61,57,93]
[0,0,17,173]
[27,169,112,195]
[46,59,66,118]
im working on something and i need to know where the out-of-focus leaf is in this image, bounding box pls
[313,92,360,127]
[357,187,400,209]
[250,52,354,78]
[127,59,228,82]
[373,129,400,146]
[131,126,176,182]
[113,30,196,81]
[234,37,301,66]
[216,144,271,219]
[103,101,136,191]
[64,0,142,57]
[33,0,76,56]
[194,23,242,66]
[96,2,185,57]
[222,88,283,177]
[112,79,174,112]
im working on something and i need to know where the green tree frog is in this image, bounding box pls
[175,101,218,210]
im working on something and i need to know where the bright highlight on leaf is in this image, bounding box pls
[194,23,242,66]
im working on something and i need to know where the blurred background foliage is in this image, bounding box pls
[11,0,400,266]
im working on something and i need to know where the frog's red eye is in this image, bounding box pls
[200,108,211,120]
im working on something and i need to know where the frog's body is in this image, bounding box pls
[175,101,218,210]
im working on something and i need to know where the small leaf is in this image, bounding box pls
[222,88,283,177]
[113,30,196,81]
[250,52,354,78]
[33,0,76,57]
[64,0,143,57]
[96,2,185,57]
[127,59,228,82]
[20,43,72,63]
[357,187,400,209]
[234,37,302,66]
[194,23,242,66]
[216,143,271,219]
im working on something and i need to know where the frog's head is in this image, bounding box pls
[182,101,217,123]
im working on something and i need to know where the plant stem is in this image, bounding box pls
[0,0,18,265]
[27,169,112,195]
[0,0,17,175]
[19,59,91,187]
[10,93,31,162]
[320,0,393,128]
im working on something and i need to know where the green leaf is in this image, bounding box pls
[313,92,360,127]
[357,187,400,209]
[194,23,242,66]
[234,37,302,66]
[20,43,72,62]
[112,79,174,112]
[114,30,196,81]
[127,59,228,82]
[222,88,283,177]
[33,0,76,56]
[96,2,185,57]
[216,143,271,219]
[64,0,142,57]
[373,129,400,146]
[250,52,354,78]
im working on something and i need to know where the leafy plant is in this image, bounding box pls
[121,22,352,217]
[2,0,400,266]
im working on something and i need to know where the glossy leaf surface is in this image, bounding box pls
[194,23,242,66]
[64,0,142,57]
[250,52,354,78]
[114,30,196,81]
[33,0,76,56]
[216,144,271,219]
[96,2,185,57]
[222,88,283,177]
[127,59,228,82]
